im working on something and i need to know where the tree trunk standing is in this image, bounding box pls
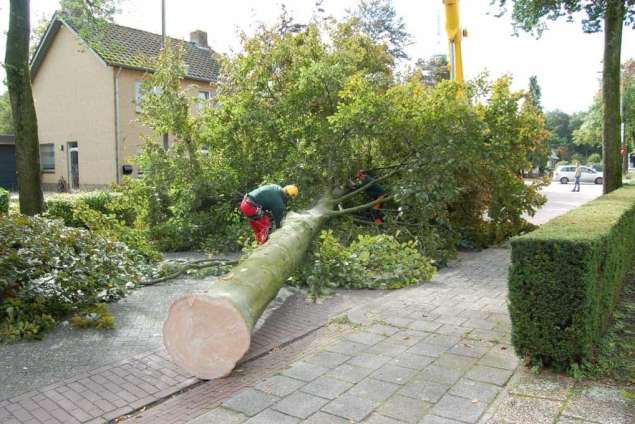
[602,0,625,194]
[6,0,44,214]
[163,196,334,379]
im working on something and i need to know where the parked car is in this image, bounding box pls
[554,165,603,185]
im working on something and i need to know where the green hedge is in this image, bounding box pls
[45,192,135,227]
[0,188,8,215]
[509,185,635,370]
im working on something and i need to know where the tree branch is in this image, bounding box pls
[333,168,401,204]
[328,195,393,217]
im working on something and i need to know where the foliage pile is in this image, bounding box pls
[509,185,635,371]
[291,230,435,300]
[0,188,8,215]
[124,16,548,260]
[0,215,145,341]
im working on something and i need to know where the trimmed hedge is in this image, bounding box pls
[509,185,635,370]
[45,192,135,227]
[0,188,8,215]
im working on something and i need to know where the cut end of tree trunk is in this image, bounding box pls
[163,293,251,379]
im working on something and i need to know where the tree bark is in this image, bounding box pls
[163,196,335,379]
[602,0,625,193]
[6,0,43,215]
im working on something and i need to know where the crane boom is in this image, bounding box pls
[443,0,464,83]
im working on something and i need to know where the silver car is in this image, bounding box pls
[554,165,603,185]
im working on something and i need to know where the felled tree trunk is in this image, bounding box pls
[163,196,334,379]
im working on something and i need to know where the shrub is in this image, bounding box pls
[0,215,145,341]
[292,230,436,300]
[509,185,635,370]
[587,153,602,165]
[45,192,136,228]
[0,188,8,215]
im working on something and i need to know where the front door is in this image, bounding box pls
[68,142,79,190]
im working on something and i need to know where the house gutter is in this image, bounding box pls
[114,66,123,184]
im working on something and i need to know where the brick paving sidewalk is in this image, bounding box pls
[180,248,634,424]
[0,287,384,424]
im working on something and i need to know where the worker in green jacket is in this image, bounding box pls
[240,184,299,244]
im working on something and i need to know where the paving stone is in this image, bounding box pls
[461,318,496,330]
[245,408,299,424]
[508,369,572,401]
[273,392,328,419]
[390,353,435,371]
[556,417,597,424]
[346,331,387,346]
[449,378,500,404]
[301,376,353,399]
[223,389,279,417]
[367,324,400,336]
[407,342,449,358]
[305,351,352,369]
[302,411,351,423]
[256,375,306,398]
[366,340,410,357]
[448,340,493,358]
[377,395,431,423]
[488,394,562,424]
[322,393,378,422]
[409,320,442,333]
[371,364,417,385]
[435,315,468,326]
[347,378,400,402]
[465,365,513,386]
[381,316,415,328]
[326,340,368,356]
[436,324,473,337]
[434,353,477,371]
[425,334,461,348]
[364,413,404,423]
[561,384,635,424]
[325,363,373,383]
[416,365,463,386]
[418,415,463,423]
[478,345,519,370]
[347,353,392,370]
[399,379,451,403]
[466,329,509,344]
[431,394,488,423]
[282,362,329,382]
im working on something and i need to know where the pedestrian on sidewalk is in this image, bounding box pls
[572,162,581,192]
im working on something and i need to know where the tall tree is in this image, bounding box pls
[494,0,635,193]
[528,75,542,109]
[415,54,450,86]
[347,0,412,60]
[6,0,43,214]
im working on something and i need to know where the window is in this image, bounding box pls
[197,90,211,112]
[135,81,143,112]
[40,143,55,171]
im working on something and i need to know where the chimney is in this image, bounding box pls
[190,30,208,49]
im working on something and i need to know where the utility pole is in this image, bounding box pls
[161,0,169,150]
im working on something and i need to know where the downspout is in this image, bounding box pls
[114,66,123,184]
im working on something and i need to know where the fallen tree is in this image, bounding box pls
[163,191,391,379]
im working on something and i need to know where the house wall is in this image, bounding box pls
[32,24,116,191]
[116,68,214,181]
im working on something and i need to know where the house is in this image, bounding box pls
[31,14,219,191]
[0,134,17,190]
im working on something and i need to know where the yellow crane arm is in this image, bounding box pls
[443,0,464,83]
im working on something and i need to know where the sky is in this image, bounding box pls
[1,0,634,114]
